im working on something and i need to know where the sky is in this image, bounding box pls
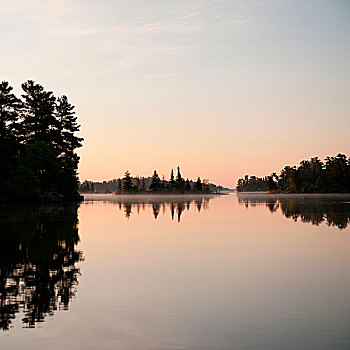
[1,0,349,187]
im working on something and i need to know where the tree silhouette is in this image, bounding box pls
[122,171,133,192]
[0,80,83,201]
[176,167,185,192]
[195,177,202,192]
[149,170,161,192]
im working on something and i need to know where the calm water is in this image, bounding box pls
[1,193,350,350]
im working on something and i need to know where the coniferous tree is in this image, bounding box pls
[185,178,191,192]
[169,169,175,191]
[0,80,83,200]
[117,178,122,194]
[195,177,202,192]
[149,170,161,192]
[0,81,21,142]
[21,80,57,143]
[0,82,23,199]
[141,177,146,192]
[135,176,140,192]
[55,95,83,155]
[176,166,185,192]
[122,171,133,192]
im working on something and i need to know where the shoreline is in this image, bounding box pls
[236,192,350,197]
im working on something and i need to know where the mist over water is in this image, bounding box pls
[1,193,350,350]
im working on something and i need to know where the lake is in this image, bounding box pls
[1,193,350,350]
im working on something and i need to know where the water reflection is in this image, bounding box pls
[0,204,83,330]
[238,193,350,229]
[84,194,214,221]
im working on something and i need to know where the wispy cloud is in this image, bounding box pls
[144,73,176,79]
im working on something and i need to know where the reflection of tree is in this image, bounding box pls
[116,196,215,222]
[238,194,350,230]
[194,198,203,212]
[152,203,160,219]
[124,203,132,219]
[177,203,185,222]
[0,204,83,330]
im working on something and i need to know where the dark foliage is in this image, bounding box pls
[266,155,350,193]
[236,175,267,192]
[122,170,134,193]
[0,80,83,201]
[149,170,162,192]
[237,154,350,193]
[97,167,215,194]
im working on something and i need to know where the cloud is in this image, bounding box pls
[144,73,177,78]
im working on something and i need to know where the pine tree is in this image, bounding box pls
[149,170,161,192]
[176,166,185,192]
[0,82,22,197]
[135,176,140,192]
[141,177,146,192]
[195,177,202,192]
[122,171,133,192]
[0,81,21,142]
[169,169,175,191]
[185,178,191,192]
[55,95,83,155]
[117,178,122,194]
[21,80,57,143]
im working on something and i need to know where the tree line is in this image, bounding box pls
[84,167,212,194]
[0,80,83,201]
[236,154,350,193]
[236,175,267,192]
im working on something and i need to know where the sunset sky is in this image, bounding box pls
[1,0,349,187]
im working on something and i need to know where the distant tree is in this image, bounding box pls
[176,166,185,192]
[203,178,211,193]
[185,178,191,192]
[169,169,175,191]
[325,154,349,193]
[161,174,166,191]
[266,175,277,192]
[195,177,202,192]
[122,171,133,192]
[141,177,146,192]
[236,175,267,192]
[135,176,140,192]
[117,178,122,194]
[149,170,161,192]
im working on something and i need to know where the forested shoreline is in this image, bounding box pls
[236,154,350,193]
[80,167,218,194]
[0,80,83,201]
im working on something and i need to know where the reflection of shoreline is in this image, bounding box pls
[83,194,218,221]
[237,192,350,197]
[237,193,350,230]
[0,204,83,330]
